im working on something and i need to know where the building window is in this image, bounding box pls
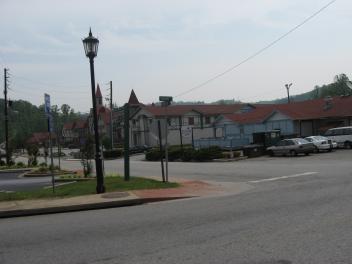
[188,117,194,125]
[205,116,211,124]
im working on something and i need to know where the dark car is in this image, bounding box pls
[266,138,315,157]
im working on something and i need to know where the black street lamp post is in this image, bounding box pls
[83,28,105,193]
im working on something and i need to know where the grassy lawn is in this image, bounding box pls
[0,176,179,202]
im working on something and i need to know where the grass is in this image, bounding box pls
[0,176,179,202]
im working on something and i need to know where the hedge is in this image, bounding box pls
[103,149,123,159]
[145,146,223,162]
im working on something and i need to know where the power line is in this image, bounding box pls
[174,0,337,98]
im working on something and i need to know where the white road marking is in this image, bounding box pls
[248,172,318,183]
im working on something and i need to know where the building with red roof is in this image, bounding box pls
[128,94,352,148]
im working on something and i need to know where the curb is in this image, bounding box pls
[0,168,33,174]
[0,196,193,219]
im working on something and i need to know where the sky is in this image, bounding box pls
[0,0,351,112]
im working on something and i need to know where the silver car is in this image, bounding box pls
[305,136,337,152]
[267,138,315,157]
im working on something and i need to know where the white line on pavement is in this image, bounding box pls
[248,172,318,183]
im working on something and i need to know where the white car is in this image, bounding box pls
[305,136,337,152]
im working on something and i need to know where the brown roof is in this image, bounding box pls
[63,122,75,130]
[128,89,140,105]
[96,84,102,98]
[74,120,88,129]
[143,104,245,117]
[27,132,57,145]
[221,96,352,124]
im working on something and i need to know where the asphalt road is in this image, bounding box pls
[0,171,52,192]
[1,150,352,263]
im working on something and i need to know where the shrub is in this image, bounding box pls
[145,149,163,161]
[103,149,123,159]
[16,161,25,168]
[0,160,5,166]
[39,162,47,167]
[181,148,195,162]
[168,148,183,161]
[193,146,223,162]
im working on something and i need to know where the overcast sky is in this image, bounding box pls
[0,0,351,112]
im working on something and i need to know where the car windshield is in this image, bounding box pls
[295,138,309,144]
[305,138,313,142]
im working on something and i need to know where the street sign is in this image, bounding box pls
[44,93,54,132]
[159,96,173,102]
[44,93,51,116]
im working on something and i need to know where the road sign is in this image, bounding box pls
[159,96,173,102]
[44,93,51,117]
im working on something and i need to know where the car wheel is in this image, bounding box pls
[268,150,274,157]
[344,141,352,149]
[290,150,297,157]
[314,146,319,153]
[305,152,310,156]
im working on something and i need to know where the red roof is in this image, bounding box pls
[27,132,57,144]
[74,120,88,129]
[143,104,245,117]
[96,84,102,98]
[222,96,352,124]
[63,122,75,130]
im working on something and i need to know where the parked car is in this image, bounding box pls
[266,138,315,157]
[304,136,337,152]
[324,126,352,148]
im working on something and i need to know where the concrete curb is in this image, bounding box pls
[0,196,193,219]
[0,168,33,174]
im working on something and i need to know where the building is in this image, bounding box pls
[195,95,352,148]
[128,94,352,148]
[62,119,89,146]
[27,132,57,146]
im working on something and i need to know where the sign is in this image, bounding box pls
[181,126,192,138]
[44,93,51,116]
[44,93,54,132]
[159,96,173,102]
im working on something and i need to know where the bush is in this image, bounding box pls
[145,149,163,161]
[193,146,223,162]
[0,160,5,166]
[16,161,26,168]
[103,149,123,159]
[181,148,195,162]
[39,162,47,167]
[168,148,183,161]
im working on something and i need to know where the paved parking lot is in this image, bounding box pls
[16,148,352,182]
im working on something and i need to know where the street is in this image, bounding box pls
[1,150,352,263]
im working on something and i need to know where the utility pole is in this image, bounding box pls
[109,81,113,149]
[4,68,10,165]
[285,83,292,104]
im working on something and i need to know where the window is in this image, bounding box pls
[188,117,194,125]
[205,116,211,124]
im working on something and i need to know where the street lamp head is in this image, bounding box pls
[285,83,292,89]
[82,28,99,58]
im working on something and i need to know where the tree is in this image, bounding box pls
[80,135,94,177]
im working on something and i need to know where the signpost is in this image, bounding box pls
[159,96,173,182]
[44,93,55,193]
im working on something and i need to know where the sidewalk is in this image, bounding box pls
[0,180,252,218]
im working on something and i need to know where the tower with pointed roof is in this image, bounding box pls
[128,89,140,106]
[96,84,103,106]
